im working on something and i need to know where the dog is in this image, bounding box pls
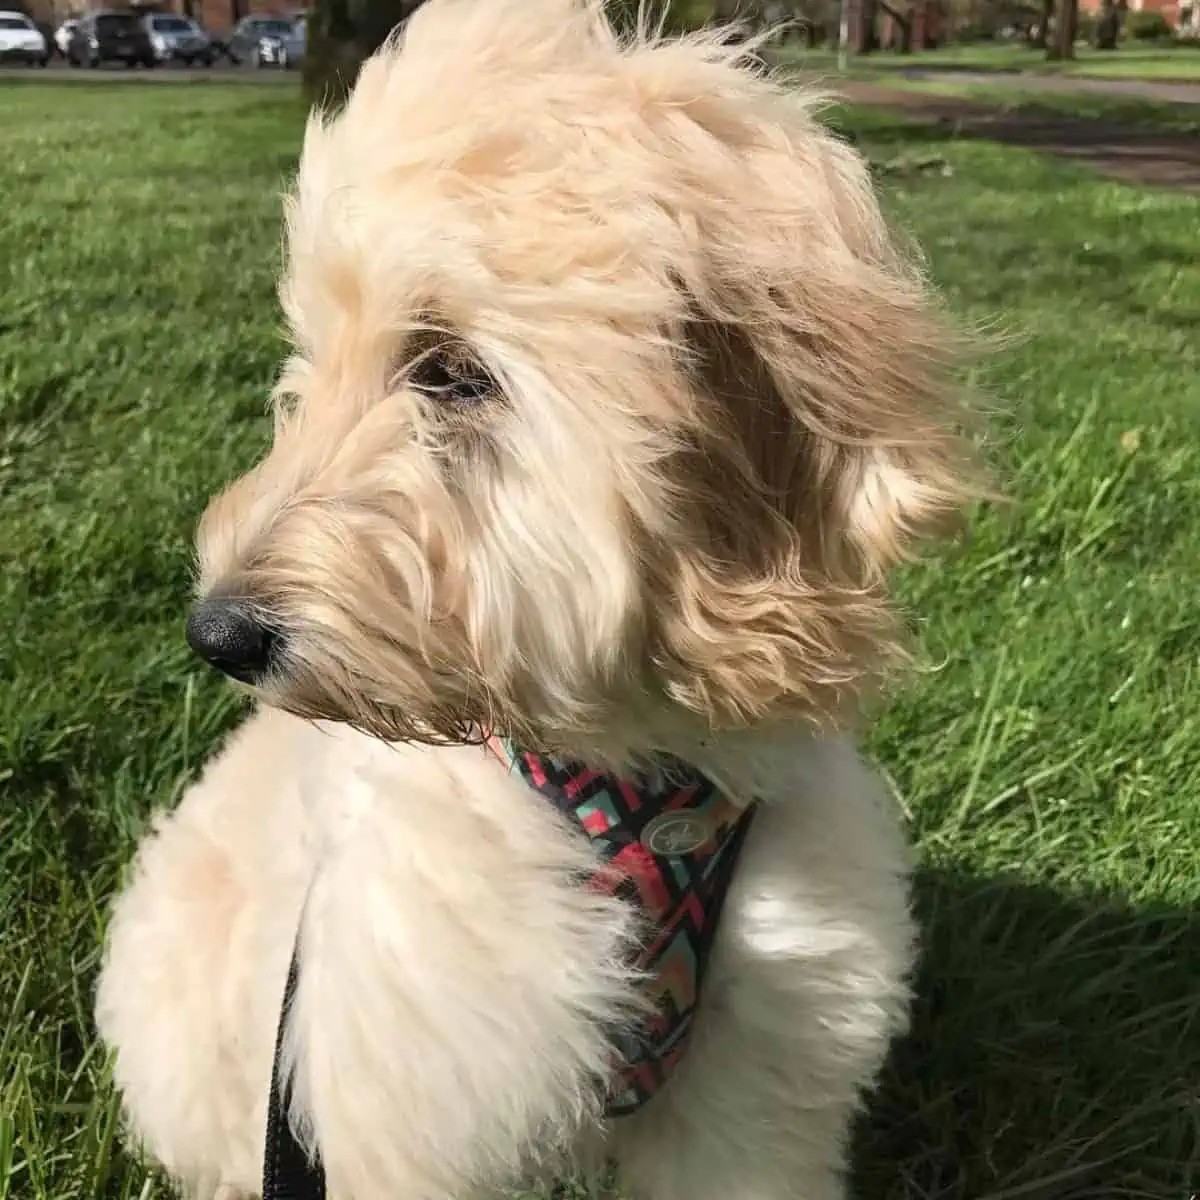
[95,2,978,1198]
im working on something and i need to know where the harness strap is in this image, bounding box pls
[262,938,327,1200]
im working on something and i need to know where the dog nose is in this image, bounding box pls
[186,597,279,684]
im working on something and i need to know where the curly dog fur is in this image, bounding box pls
[96,3,978,1198]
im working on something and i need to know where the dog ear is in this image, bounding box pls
[639,69,980,727]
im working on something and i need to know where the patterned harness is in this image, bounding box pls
[262,742,759,1199]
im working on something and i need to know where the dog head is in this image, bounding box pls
[189,0,978,757]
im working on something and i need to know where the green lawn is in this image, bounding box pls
[1070,48,1200,79]
[868,77,1200,133]
[3,84,1200,1200]
[783,40,1200,81]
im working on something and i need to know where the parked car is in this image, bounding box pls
[53,15,78,57]
[226,14,301,67]
[66,10,156,68]
[278,14,304,68]
[142,12,213,65]
[0,10,49,65]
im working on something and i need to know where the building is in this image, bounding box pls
[161,0,295,32]
[1076,0,1192,28]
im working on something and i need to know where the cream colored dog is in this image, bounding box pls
[95,2,977,1198]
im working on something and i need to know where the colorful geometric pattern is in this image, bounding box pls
[486,735,759,1116]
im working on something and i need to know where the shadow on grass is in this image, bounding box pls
[831,99,1200,188]
[828,115,962,149]
[853,866,1200,1200]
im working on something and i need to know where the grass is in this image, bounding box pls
[1069,50,1200,79]
[865,77,1200,133]
[2,82,1199,1200]
[781,40,1200,81]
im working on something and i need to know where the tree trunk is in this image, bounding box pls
[302,1,714,107]
[1049,0,1078,58]
[1093,0,1120,47]
[1032,0,1053,47]
[850,0,878,52]
[302,0,427,108]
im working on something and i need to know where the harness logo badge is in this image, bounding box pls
[640,811,714,856]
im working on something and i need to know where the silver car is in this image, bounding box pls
[228,15,302,69]
[279,15,305,69]
[143,13,213,65]
[262,15,305,69]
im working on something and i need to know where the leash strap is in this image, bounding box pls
[262,938,327,1200]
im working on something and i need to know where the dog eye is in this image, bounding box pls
[408,340,496,407]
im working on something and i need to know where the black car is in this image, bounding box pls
[66,10,156,68]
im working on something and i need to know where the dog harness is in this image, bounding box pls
[262,741,759,1200]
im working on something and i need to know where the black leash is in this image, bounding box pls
[263,938,328,1200]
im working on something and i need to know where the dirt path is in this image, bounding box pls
[882,68,1200,107]
[832,79,1200,192]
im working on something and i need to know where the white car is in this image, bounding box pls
[0,10,48,65]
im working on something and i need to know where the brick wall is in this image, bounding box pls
[1079,0,1185,22]
[183,0,293,32]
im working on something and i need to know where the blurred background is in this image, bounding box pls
[2,0,1198,97]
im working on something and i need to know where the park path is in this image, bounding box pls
[829,78,1200,192]
[881,68,1200,107]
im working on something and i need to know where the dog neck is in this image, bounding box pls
[500,713,833,811]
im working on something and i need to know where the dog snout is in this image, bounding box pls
[186,596,281,684]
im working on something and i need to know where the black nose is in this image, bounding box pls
[186,597,279,684]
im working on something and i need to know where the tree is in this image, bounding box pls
[1093,0,1121,48]
[303,1,716,105]
[1030,0,1053,48]
[302,0,426,107]
[855,0,881,52]
[880,0,912,51]
[1048,0,1078,58]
